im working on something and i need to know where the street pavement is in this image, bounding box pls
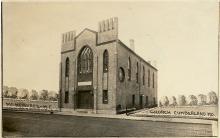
[3,110,213,137]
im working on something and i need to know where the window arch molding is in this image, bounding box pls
[77,46,93,74]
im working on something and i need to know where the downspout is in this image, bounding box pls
[115,40,118,113]
[59,62,62,112]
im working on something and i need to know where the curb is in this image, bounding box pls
[54,111,215,125]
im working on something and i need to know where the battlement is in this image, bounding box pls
[62,31,76,44]
[98,17,118,32]
[98,17,118,44]
[61,30,76,52]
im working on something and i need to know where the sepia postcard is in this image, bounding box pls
[1,0,219,137]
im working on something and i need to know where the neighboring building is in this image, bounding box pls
[59,17,158,114]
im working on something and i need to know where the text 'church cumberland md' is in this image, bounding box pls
[59,17,158,114]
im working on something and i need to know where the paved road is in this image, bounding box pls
[3,111,213,137]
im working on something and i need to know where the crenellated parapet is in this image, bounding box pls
[61,31,76,52]
[97,17,118,44]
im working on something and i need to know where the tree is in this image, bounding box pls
[197,94,207,105]
[207,91,218,105]
[29,89,39,100]
[39,90,49,100]
[48,91,58,101]
[160,96,169,106]
[17,88,29,99]
[169,96,177,106]
[3,86,9,98]
[177,95,186,106]
[188,95,198,106]
[8,87,18,98]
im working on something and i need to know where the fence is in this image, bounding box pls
[3,98,59,112]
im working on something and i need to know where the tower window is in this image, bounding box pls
[103,50,109,72]
[64,91,69,103]
[65,58,70,77]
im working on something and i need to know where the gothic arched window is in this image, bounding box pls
[153,72,155,88]
[78,46,93,74]
[128,57,131,81]
[65,58,70,77]
[143,66,145,85]
[103,50,109,72]
[148,69,151,87]
[136,62,139,83]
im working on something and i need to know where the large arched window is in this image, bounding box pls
[103,50,109,72]
[65,58,70,77]
[78,46,93,74]
[128,57,131,81]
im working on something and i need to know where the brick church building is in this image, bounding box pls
[59,17,158,114]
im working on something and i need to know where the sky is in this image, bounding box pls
[3,1,219,99]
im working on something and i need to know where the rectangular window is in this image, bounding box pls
[103,90,108,104]
[65,91,69,103]
[132,94,135,106]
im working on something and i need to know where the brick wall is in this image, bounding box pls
[116,41,158,111]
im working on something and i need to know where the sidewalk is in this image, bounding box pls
[55,110,215,125]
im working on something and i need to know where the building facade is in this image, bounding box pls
[59,17,158,114]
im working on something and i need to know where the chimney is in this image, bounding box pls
[129,39,135,51]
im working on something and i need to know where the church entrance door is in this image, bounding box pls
[77,91,94,109]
